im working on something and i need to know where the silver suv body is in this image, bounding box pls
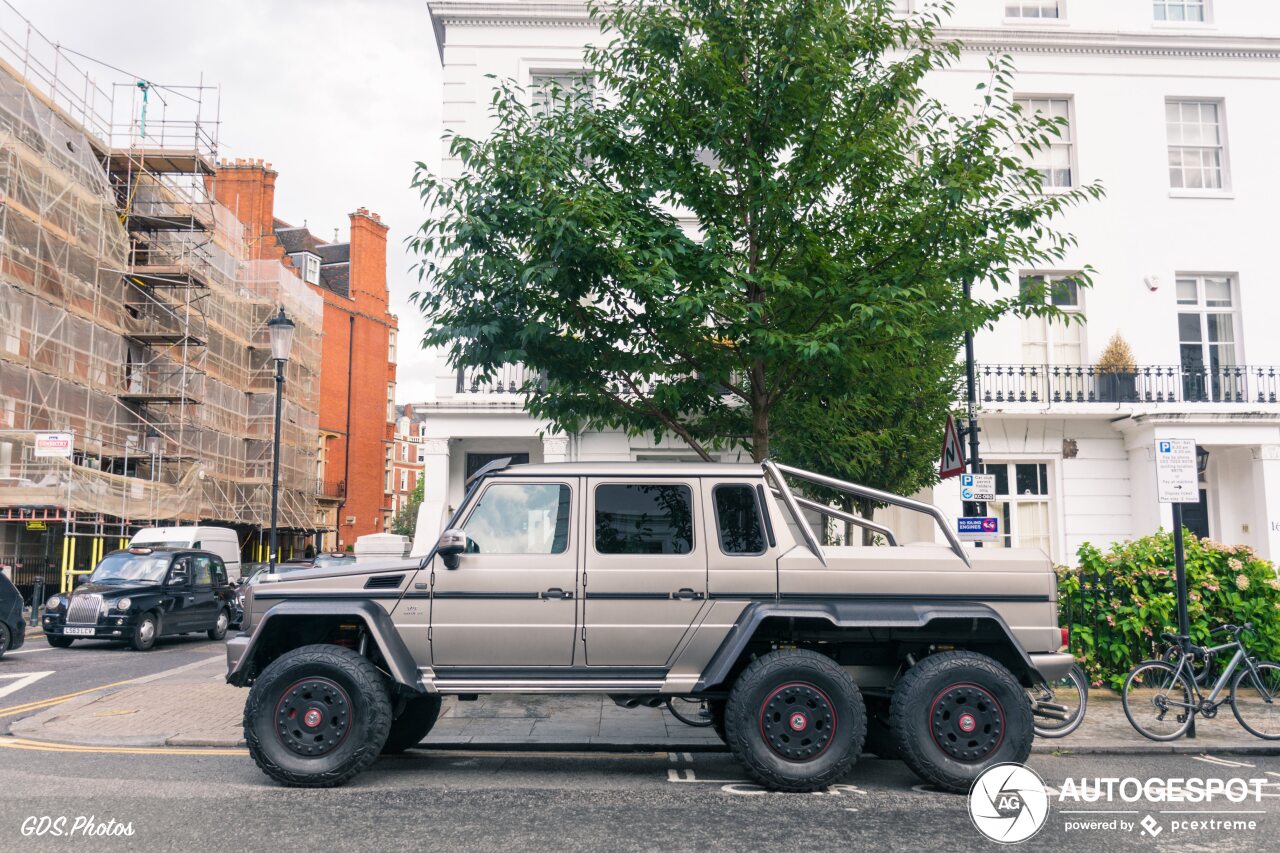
[228,461,1070,791]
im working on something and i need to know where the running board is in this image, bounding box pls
[431,679,667,694]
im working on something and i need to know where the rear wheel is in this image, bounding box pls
[890,651,1033,793]
[244,644,392,787]
[47,635,73,648]
[381,694,443,754]
[725,648,865,792]
[1231,661,1280,740]
[208,608,229,641]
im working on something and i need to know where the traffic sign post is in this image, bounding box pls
[1155,438,1199,737]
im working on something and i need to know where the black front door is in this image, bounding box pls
[1181,489,1210,539]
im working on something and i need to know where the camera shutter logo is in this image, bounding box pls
[968,763,1050,844]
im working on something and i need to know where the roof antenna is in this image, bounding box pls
[333,227,339,243]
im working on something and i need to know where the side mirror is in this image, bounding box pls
[437,528,467,570]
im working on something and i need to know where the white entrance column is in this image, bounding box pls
[412,438,451,557]
[1252,445,1280,561]
[542,435,570,463]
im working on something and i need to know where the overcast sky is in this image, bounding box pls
[29,0,443,401]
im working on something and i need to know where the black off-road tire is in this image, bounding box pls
[47,635,73,648]
[862,696,901,759]
[207,608,230,641]
[244,644,392,787]
[130,612,159,651]
[709,698,727,744]
[890,651,1032,793]
[381,693,443,754]
[725,648,866,792]
[0,623,9,659]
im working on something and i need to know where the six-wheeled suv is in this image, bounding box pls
[227,460,1071,792]
[44,547,234,651]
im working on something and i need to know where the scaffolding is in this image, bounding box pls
[0,4,323,593]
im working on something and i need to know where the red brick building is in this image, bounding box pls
[391,404,425,522]
[214,159,398,550]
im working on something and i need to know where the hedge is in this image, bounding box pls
[1057,531,1280,691]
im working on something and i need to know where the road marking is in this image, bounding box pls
[0,656,220,719]
[0,672,54,701]
[5,646,58,655]
[1194,755,1256,768]
[0,737,246,757]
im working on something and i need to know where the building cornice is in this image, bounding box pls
[426,3,1280,59]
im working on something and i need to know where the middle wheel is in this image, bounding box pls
[725,648,866,792]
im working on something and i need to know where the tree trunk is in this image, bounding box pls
[750,404,769,462]
[856,497,877,547]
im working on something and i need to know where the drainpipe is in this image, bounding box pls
[337,315,355,542]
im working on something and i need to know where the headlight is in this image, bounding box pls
[115,597,132,611]
[46,595,63,610]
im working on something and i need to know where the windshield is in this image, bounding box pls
[131,540,191,551]
[245,564,307,585]
[90,553,172,584]
[313,554,355,568]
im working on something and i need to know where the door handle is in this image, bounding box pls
[541,588,573,600]
[672,588,704,601]
[187,596,195,602]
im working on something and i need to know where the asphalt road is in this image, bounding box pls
[0,629,225,733]
[0,740,1277,851]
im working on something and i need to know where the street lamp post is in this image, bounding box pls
[145,427,161,526]
[267,306,296,571]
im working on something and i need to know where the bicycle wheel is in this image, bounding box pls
[1031,665,1088,738]
[1122,660,1194,741]
[666,697,714,728]
[1231,661,1280,740]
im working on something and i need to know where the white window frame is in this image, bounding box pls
[1153,0,1210,25]
[1174,273,1243,399]
[1005,1,1064,22]
[386,383,396,422]
[971,461,1056,557]
[527,68,594,115]
[400,469,408,492]
[1014,95,1076,191]
[1165,98,1230,195]
[1019,271,1086,368]
[300,253,321,285]
[388,330,397,365]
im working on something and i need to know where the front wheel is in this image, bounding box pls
[0,623,9,659]
[725,648,866,792]
[890,651,1033,793]
[1122,660,1193,741]
[1231,661,1280,740]
[47,634,73,649]
[1030,665,1088,738]
[244,644,392,787]
[130,612,158,651]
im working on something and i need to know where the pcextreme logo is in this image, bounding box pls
[968,763,1051,844]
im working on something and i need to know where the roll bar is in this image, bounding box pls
[762,460,970,566]
[769,489,899,546]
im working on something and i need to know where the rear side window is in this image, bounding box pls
[713,484,766,555]
[211,558,227,587]
[595,484,694,555]
[462,483,572,554]
[192,556,213,587]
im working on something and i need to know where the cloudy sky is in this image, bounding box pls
[28,0,444,400]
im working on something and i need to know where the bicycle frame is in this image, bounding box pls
[1166,638,1271,710]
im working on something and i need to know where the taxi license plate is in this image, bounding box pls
[64,627,96,636]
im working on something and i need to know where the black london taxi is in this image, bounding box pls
[42,548,233,651]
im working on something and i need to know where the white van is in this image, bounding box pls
[128,526,243,582]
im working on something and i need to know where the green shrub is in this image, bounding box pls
[1058,531,1280,691]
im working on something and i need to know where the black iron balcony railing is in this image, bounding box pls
[456,364,538,395]
[977,364,1280,405]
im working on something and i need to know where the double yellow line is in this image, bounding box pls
[0,679,140,720]
[0,737,246,757]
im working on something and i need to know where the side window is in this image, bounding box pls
[211,558,227,587]
[192,556,212,588]
[595,484,694,555]
[713,484,766,555]
[461,483,571,554]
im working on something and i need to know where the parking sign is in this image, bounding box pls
[959,473,996,502]
[1155,439,1198,504]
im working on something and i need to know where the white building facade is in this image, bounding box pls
[419,0,1280,564]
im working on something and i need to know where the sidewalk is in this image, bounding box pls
[10,655,1280,755]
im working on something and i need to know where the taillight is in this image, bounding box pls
[1061,627,1070,649]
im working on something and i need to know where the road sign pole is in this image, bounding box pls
[961,280,983,546]
[1172,502,1196,738]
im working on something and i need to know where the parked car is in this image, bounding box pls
[130,526,243,582]
[228,459,1070,792]
[0,571,25,659]
[229,562,317,629]
[44,547,234,651]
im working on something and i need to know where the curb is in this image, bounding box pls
[1032,742,1280,756]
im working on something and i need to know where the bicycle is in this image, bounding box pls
[665,697,715,728]
[1028,664,1088,738]
[1122,622,1280,741]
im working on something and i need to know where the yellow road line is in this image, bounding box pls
[0,679,139,719]
[0,737,246,757]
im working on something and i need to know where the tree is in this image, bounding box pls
[390,477,424,538]
[411,0,1101,464]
